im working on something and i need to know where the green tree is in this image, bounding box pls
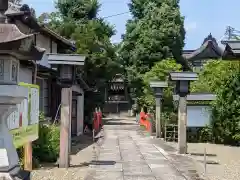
[129,0,180,19]
[191,60,240,144]
[211,70,240,144]
[56,0,100,20]
[39,0,120,113]
[139,59,182,112]
[119,0,186,102]
[191,60,239,93]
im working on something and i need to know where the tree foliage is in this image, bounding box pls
[138,59,181,113]
[191,60,239,93]
[192,60,240,144]
[38,0,120,112]
[56,0,100,20]
[211,70,240,144]
[119,0,185,101]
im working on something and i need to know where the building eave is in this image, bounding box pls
[6,10,76,51]
[221,40,240,60]
[186,40,223,61]
[39,25,76,50]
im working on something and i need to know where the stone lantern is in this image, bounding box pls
[169,72,198,154]
[0,0,45,179]
[150,81,168,138]
[47,54,85,168]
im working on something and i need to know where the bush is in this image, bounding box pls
[33,124,60,163]
[17,112,60,168]
[210,71,240,145]
[199,126,213,143]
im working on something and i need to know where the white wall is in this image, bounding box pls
[36,34,50,68]
[35,34,58,116]
[15,20,58,69]
[18,66,49,116]
[187,105,211,127]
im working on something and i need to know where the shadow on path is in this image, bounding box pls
[188,152,217,157]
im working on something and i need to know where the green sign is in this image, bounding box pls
[11,124,38,148]
[8,82,40,148]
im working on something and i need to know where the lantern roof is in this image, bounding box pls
[0,1,45,60]
[111,73,124,83]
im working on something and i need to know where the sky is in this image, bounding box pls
[23,0,240,50]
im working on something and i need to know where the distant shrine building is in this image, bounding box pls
[182,33,223,71]
[103,74,130,115]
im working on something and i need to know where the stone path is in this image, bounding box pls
[85,118,187,180]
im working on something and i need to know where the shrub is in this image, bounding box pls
[210,71,240,145]
[17,112,60,167]
[33,124,60,162]
[199,126,213,143]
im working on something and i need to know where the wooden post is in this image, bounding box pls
[24,143,32,171]
[59,87,72,168]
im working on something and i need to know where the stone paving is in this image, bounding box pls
[85,118,187,180]
[167,142,240,180]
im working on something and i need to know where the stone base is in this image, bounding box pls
[178,146,187,154]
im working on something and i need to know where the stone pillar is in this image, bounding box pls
[77,93,84,136]
[155,97,161,138]
[178,96,187,154]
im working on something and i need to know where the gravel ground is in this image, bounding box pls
[166,142,240,180]
[31,133,103,180]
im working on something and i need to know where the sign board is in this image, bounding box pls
[7,83,39,148]
[187,105,211,127]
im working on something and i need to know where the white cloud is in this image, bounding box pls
[185,22,197,32]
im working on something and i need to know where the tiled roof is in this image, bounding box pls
[221,40,240,59]
[183,34,223,61]
[0,23,45,60]
[5,4,75,50]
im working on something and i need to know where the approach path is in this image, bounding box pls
[85,117,188,180]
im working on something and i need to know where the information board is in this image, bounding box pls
[7,83,39,148]
[187,105,211,127]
